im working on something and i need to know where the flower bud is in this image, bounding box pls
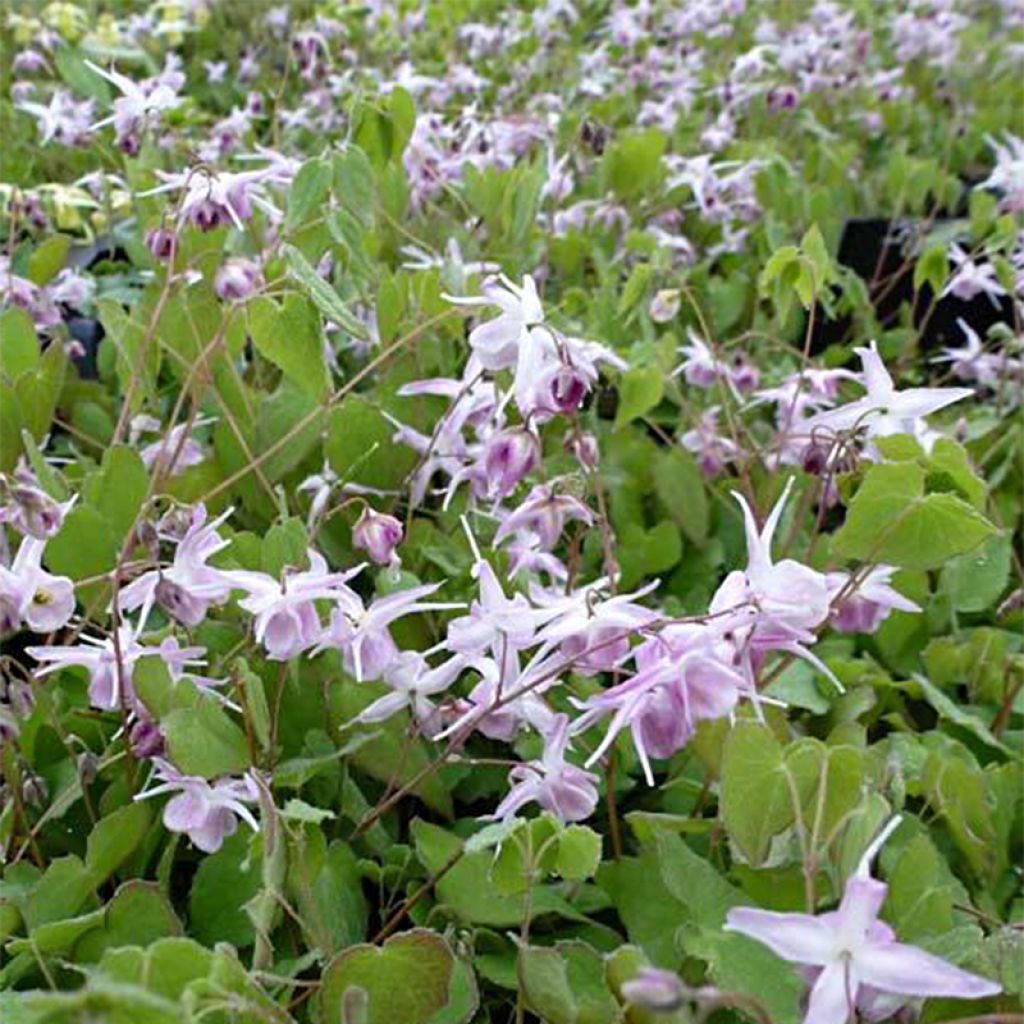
[214,258,264,302]
[567,431,600,471]
[801,442,829,476]
[352,507,404,566]
[8,483,64,538]
[130,718,165,759]
[620,967,686,1012]
[145,227,177,262]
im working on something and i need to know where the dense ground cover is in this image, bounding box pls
[0,1,1022,1022]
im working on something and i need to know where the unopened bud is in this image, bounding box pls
[352,507,404,567]
[620,967,686,1012]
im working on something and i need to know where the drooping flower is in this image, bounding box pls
[352,507,404,566]
[826,565,921,635]
[353,650,467,737]
[135,759,259,854]
[486,713,599,823]
[725,817,1001,1024]
[228,552,362,661]
[941,245,1007,306]
[493,482,593,551]
[85,60,182,151]
[119,505,237,628]
[317,580,462,682]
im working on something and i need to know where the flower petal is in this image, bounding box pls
[856,941,1001,999]
[724,907,833,966]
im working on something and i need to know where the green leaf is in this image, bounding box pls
[614,365,663,429]
[940,533,1011,613]
[720,722,793,866]
[555,826,602,882]
[83,445,149,541]
[325,396,416,491]
[320,929,455,1024]
[162,697,250,778]
[603,130,666,200]
[22,856,97,931]
[914,244,949,295]
[85,803,152,884]
[261,516,310,577]
[246,294,330,401]
[653,447,708,545]
[652,831,743,929]
[54,49,111,101]
[189,831,261,948]
[287,832,367,956]
[71,883,182,964]
[519,941,620,1024]
[685,930,802,1024]
[283,243,367,340]
[287,157,332,229]
[0,308,40,380]
[834,463,996,570]
[618,520,682,590]
[27,235,71,285]
[597,851,688,968]
[333,146,375,229]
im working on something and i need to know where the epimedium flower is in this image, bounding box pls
[803,342,973,447]
[725,817,1001,1024]
[493,481,594,551]
[352,506,404,566]
[826,565,921,635]
[85,60,182,152]
[0,533,75,634]
[317,580,463,683]
[27,629,205,712]
[352,650,467,738]
[228,552,362,662]
[118,504,237,628]
[144,168,277,232]
[135,758,259,854]
[213,257,264,302]
[485,713,599,824]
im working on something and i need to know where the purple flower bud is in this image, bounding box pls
[146,228,177,262]
[8,484,64,538]
[130,718,165,759]
[801,442,829,476]
[568,431,600,471]
[214,258,264,302]
[621,968,686,1011]
[352,507,404,566]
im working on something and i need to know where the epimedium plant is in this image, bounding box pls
[0,2,1022,1024]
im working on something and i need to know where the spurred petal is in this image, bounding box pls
[856,942,1001,999]
[724,907,833,966]
[855,342,894,404]
[835,876,887,948]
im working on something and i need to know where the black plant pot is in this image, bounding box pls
[810,217,1015,355]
